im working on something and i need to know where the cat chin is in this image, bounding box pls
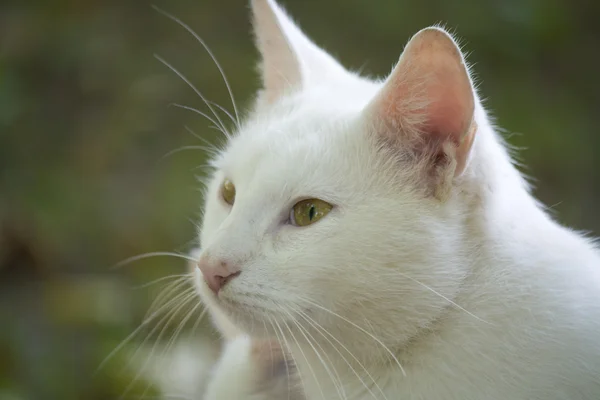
[192,268,291,338]
[206,301,283,340]
[215,297,299,338]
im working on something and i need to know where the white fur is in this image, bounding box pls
[203,337,273,400]
[170,1,600,399]
[137,337,218,399]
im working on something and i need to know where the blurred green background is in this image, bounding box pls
[1,0,599,398]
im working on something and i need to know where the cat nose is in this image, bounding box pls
[197,257,241,295]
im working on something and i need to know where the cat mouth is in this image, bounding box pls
[219,292,278,316]
[193,266,307,327]
[218,288,308,328]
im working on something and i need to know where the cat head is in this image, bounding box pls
[193,0,483,352]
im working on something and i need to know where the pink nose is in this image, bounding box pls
[197,257,241,295]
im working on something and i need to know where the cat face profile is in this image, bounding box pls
[194,0,482,351]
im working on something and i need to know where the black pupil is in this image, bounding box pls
[309,205,316,220]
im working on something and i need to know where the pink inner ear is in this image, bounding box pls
[366,28,476,176]
[406,43,474,144]
[426,72,473,144]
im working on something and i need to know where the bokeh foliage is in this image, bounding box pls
[1,0,599,398]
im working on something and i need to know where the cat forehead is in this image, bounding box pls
[211,118,370,202]
[218,93,347,162]
[218,114,348,185]
[209,77,386,197]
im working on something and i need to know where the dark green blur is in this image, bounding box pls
[1,0,599,398]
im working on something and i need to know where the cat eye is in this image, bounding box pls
[291,199,332,227]
[221,179,236,205]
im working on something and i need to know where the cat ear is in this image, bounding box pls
[365,27,477,183]
[250,0,347,104]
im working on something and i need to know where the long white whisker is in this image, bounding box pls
[298,297,406,377]
[121,289,197,399]
[140,301,201,399]
[184,125,223,151]
[111,251,198,270]
[208,125,228,137]
[261,319,275,378]
[190,308,209,338]
[272,316,306,397]
[144,279,190,322]
[96,317,153,374]
[132,274,189,290]
[117,288,193,399]
[295,308,384,400]
[154,54,230,139]
[280,306,346,400]
[150,291,198,355]
[267,316,292,400]
[388,270,491,325]
[127,395,189,400]
[165,302,201,364]
[96,280,189,374]
[152,5,240,126]
[293,311,348,400]
[128,287,195,368]
[128,287,196,373]
[282,319,326,400]
[169,103,224,134]
[208,100,238,128]
[161,145,221,161]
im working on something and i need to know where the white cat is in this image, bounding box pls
[182,0,600,399]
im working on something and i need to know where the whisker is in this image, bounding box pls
[161,145,221,161]
[96,317,154,375]
[267,316,292,400]
[191,163,215,174]
[387,270,491,325]
[280,306,346,400]
[121,289,197,399]
[111,251,198,270]
[154,54,230,139]
[261,319,275,378]
[130,287,196,371]
[169,103,224,135]
[184,125,223,152]
[132,274,190,290]
[272,316,306,398]
[189,307,209,338]
[152,5,240,126]
[294,308,385,400]
[208,125,228,136]
[208,100,238,129]
[125,395,190,400]
[164,302,202,364]
[298,297,406,377]
[144,278,191,322]
[282,319,326,400]
[140,301,202,399]
[95,280,190,374]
